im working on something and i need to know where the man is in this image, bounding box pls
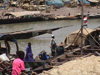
[12,51,25,75]
[50,35,57,56]
[56,42,64,56]
[24,42,34,62]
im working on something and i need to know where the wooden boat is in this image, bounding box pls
[64,27,100,50]
[75,12,100,19]
[49,15,78,20]
[0,25,73,40]
[0,11,44,24]
[24,61,52,73]
[47,26,100,67]
[0,34,19,55]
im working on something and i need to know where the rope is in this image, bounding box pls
[70,28,81,46]
[84,28,100,46]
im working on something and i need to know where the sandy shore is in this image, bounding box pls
[0,6,100,18]
[39,55,100,75]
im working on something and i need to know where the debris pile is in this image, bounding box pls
[0,60,12,74]
[0,54,12,75]
[39,55,100,75]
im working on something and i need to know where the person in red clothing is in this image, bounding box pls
[12,51,25,75]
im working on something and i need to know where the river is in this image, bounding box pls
[0,19,100,58]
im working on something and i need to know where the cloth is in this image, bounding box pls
[12,58,25,75]
[24,46,34,62]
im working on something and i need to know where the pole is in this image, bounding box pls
[81,0,83,56]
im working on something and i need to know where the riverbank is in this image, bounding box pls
[42,6,100,16]
[0,6,100,19]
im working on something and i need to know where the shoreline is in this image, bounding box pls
[0,6,100,18]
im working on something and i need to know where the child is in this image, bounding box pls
[12,51,25,75]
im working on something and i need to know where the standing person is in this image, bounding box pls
[12,51,25,75]
[24,42,34,62]
[50,35,57,56]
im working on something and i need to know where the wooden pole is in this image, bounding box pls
[81,0,83,56]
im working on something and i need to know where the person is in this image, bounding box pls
[12,51,25,75]
[50,35,57,56]
[24,42,34,62]
[39,50,48,60]
[56,42,64,56]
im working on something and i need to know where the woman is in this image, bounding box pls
[24,42,34,62]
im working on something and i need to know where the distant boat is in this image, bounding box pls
[0,11,44,24]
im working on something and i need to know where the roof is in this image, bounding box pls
[5,11,41,17]
[71,28,93,35]
[64,28,94,46]
[0,34,17,44]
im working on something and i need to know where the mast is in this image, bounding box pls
[81,0,83,56]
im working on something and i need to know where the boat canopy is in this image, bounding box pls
[64,28,93,46]
[0,34,17,44]
[88,0,100,2]
[0,34,19,54]
[5,11,41,17]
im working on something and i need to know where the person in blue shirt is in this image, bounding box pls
[39,50,49,60]
[50,35,57,56]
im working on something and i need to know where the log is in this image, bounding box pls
[67,45,91,55]
[94,51,100,56]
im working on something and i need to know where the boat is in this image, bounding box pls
[0,34,19,55]
[50,15,78,20]
[0,11,44,24]
[0,25,73,40]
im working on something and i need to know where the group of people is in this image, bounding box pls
[12,42,34,75]
[12,34,65,75]
[50,35,65,57]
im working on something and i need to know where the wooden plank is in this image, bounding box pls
[66,45,91,55]
[84,49,100,51]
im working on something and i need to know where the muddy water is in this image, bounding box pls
[0,19,100,58]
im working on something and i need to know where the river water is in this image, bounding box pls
[0,19,100,58]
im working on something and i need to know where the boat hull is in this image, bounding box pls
[0,17,44,24]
